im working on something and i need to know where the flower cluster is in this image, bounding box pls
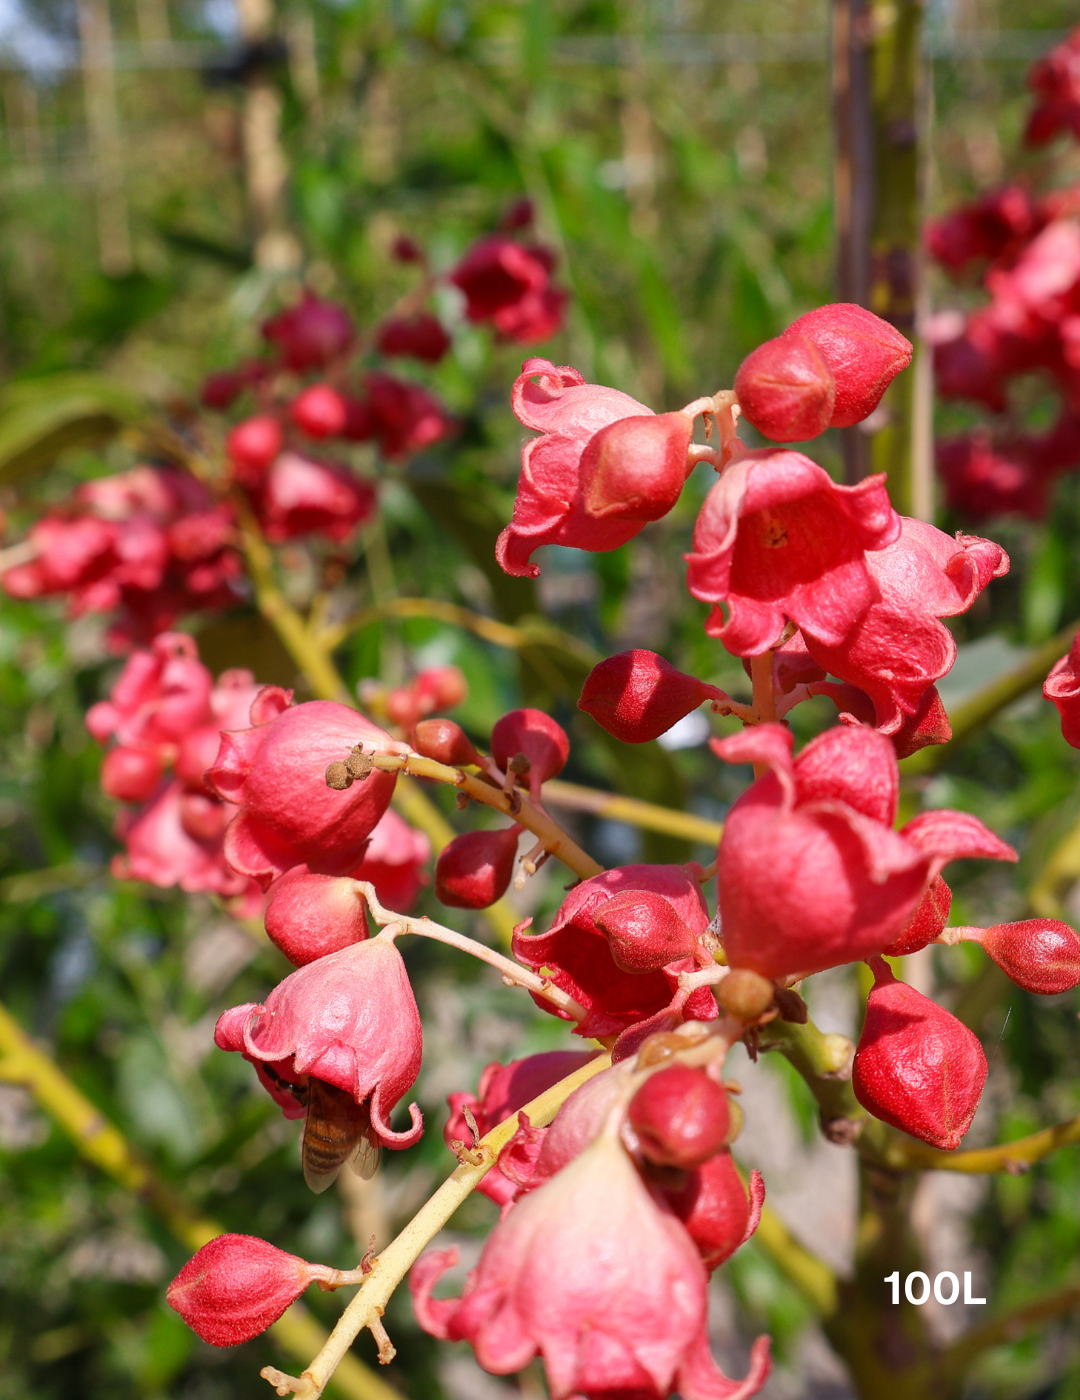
[1,466,242,648]
[927,25,1080,519]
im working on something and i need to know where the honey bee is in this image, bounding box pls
[260,1066,380,1193]
[301,1078,381,1194]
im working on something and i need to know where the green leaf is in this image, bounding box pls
[0,373,144,485]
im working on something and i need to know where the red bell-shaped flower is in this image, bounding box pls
[852,958,987,1150]
[685,448,899,656]
[207,689,399,886]
[411,1132,771,1400]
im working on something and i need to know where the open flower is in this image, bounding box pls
[214,936,423,1149]
[496,359,700,578]
[712,723,1016,979]
[206,689,399,886]
[411,1131,771,1400]
[685,449,899,656]
[512,864,716,1038]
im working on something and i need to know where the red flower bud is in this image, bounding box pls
[226,415,283,486]
[783,303,913,428]
[290,384,348,439]
[491,708,569,799]
[376,312,451,364]
[663,1152,765,1271]
[100,745,163,803]
[628,1065,729,1168]
[594,889,699,973]
[262,294,354,371]
[167,1234,340,1346]
[392,235,423,262]
[882,876,952,957]
[578,649,729,744]
[733,335,836,442]
[579,412,694,523]
[974,919,1080,995]
[413,717,483,768]
[264,865,368,965]
[201,370,245,411]
[853,958,987,1150]
[435,826,520,908]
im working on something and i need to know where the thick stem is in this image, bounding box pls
[260,1054,613,1399]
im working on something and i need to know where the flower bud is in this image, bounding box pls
[226,415,283,486]
[882,876,952,957]
[435,826,520,908]
[733,335,836,442]
[578,649,728,744]
[974,919,1080,995]
[290,384,348,439]
[715,969,775,1021]
[579,412,694,523]
[264,865,368,965]
[783,303,913,428]
[853,957,986,1150]
[413,717,483,767]
[628,1065,729,1169]
[663,1152,765,1271]
[167,1234,338,1346]
[491,708,569,799]
[594,889,698,973]
[376,312,451,364]
[100,745,163,803]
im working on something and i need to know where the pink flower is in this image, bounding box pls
[801,519,1009,735]
[685,449,899,656]
[445,1051,598,1205]
[252,452,376,543]
[512,864,716,1038]
[1045,632,1080,747]
[86,631,213,755]
[449,235,567,344]
[376,312,451,363]
[206,689,400,886]
[353,807,431,910]
[497,359,698,578]
[214,936,423,1148]
[411,1132,771,1400]
[111,778,253,899]
[712,723,1016,979]
[262,293,354,371]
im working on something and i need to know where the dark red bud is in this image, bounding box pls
[663,1152,763,1270]
[578,649,724,744]
[629,1065,730,1168]
[264,866,369,965]
[226,415,283,485]
[435,826,520,909]
[733,335,836,442]
[852,958,986,1150]
[594,890,698,973]
[976,919,1080,995]
[100,745,163,803]
[882,876,952,957]
[490,709,569,798]
[413,718,483,768]
[392,235,423,262]
[201,370,245,411]
[500,196,535,231]
[375,313,451,364]
[784,303,913,428]
[579,412,694,523]
[290,384,349,439]
[167,1234,324,1347]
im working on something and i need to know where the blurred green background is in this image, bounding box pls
[5,2,1080,1398]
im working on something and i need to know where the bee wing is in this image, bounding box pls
[347,1116,381,1182]
[302,1081,371,1194]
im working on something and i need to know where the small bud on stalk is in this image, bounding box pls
[578,649,737,744]
[733,335,836,442]
[414,717,484,767]
[491,708,569,799]
[628,1065,730,1168]
[435,826,521,908]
